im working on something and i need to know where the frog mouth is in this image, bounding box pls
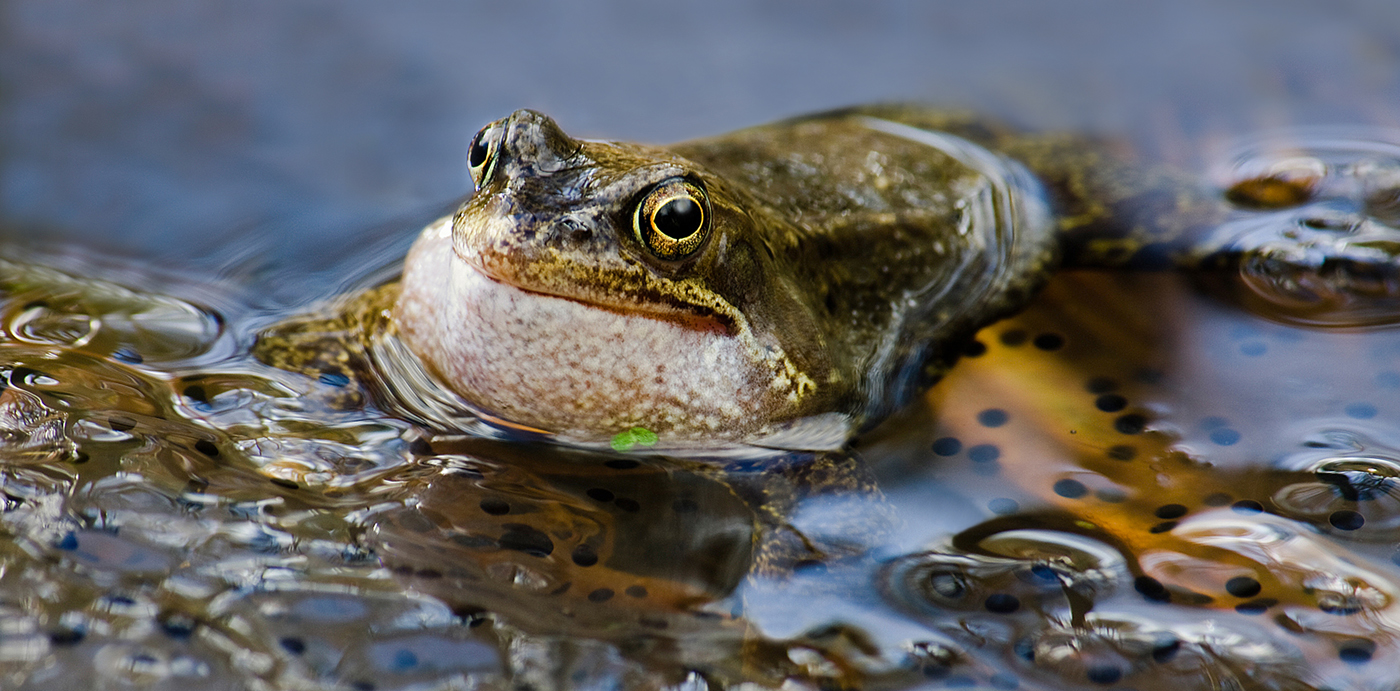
[454,247,737,336]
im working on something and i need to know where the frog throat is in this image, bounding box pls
[393,217,843,452]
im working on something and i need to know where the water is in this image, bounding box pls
[7,2,1400,689]
[871,269,1400,690]
[2,125,1400,689]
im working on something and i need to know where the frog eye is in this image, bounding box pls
[467,120,505,190]
[633,178,711,260]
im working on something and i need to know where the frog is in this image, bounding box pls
[8,106,1400,690]
[263,104,1340,455]
[241,107,1400,685]
[245,102,1400,570]
[257,105,1400,456]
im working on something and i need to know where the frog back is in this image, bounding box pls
[669,107,1060,429]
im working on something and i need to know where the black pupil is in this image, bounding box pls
[653,197,701,240]
[468,131,491,168]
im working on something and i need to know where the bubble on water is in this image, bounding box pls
[999,609,1314,690]
[880,530,1128,624]
[1271,433,1400,541]
[10,303,97,346]
[1208,127,1400,328]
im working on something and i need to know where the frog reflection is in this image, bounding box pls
[369,438,892,688]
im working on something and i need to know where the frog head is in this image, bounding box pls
[394,110,847,453]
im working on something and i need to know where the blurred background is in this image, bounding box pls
[2,0,1398,267]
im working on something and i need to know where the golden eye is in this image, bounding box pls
[633,178,710,260]
[467,120,505,190]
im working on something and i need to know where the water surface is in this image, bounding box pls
[4,2,1400,690]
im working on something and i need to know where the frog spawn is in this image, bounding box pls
[7,290,1400,691]
[0,264,510,690]
[1271,431,1400,541]
[0,250,923,690]
[878,513,1400,690]
[366,443,911,689]
[878,529,1314,690]
[869,224,1400,691]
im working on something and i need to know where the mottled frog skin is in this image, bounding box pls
[256,106,1232,453]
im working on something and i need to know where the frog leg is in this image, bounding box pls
[250,283,398,401]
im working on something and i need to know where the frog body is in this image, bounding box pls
[257,108,1190,452]
[254,105,1393,454]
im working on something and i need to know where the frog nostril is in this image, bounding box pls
[558,218,593,242]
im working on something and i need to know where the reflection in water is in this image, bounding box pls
[3,130,1400,690]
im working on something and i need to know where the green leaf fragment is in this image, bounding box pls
[610,427,658,452]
